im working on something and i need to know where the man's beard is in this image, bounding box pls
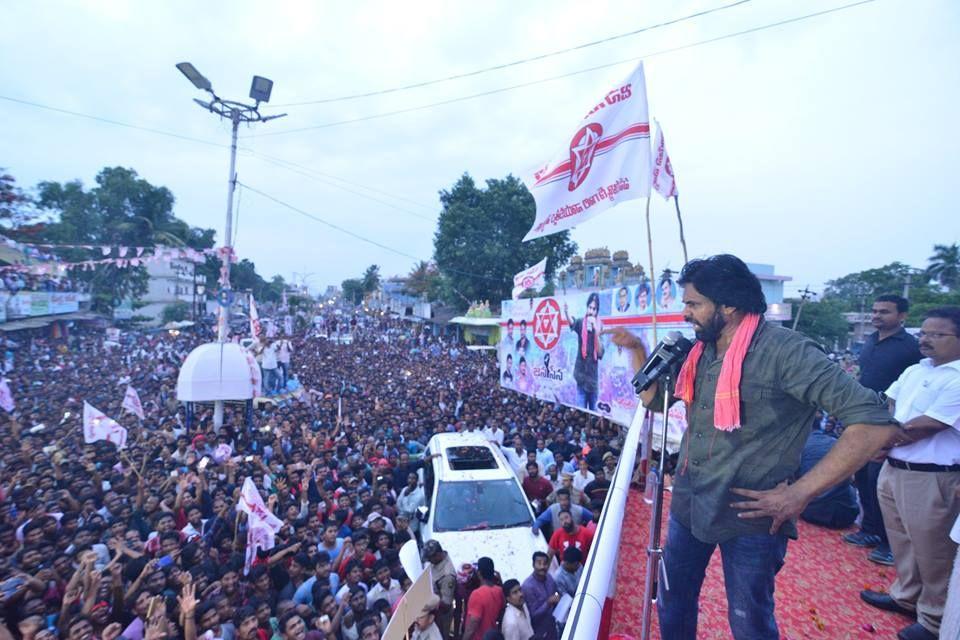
[693,310,726,343]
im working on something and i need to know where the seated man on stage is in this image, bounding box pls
[610,254,899,640]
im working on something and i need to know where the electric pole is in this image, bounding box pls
[792,286,816,331]
[176,62,287,429]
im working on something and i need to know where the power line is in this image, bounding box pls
[237,182,502,282]
[243,152,435,222]
[0,95,226,149]
[253,0,878,138]
[269,0,752,107]
[242,149,435,210]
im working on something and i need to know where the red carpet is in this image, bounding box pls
[608,490,913,639]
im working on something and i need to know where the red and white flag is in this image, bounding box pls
[82,402,128,449]
[0,379,14,413]
[250,295,262,338]
[651,120,679,199]
[121,385,144,420]
[512,258,548,299]
[522,62,651,241]
[237,478,284,573]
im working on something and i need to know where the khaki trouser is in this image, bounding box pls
[877,462,960,635]
[943,545,960,640]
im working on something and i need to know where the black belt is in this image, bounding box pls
[887,457,960,473]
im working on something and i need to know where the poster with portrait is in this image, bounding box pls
[499,280,689,426]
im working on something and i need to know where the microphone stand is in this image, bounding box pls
[640,372,672,640]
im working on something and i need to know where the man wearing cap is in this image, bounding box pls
[422,540,456,637]
[463,557,505,640]
[411,594,444,640]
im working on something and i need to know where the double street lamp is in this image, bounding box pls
[176,62,287,428]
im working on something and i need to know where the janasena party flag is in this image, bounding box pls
[651,119,679,199]
[0,379,14,413]
[237,477,284,573]
[522,62,651,241]
[512,258,548,299]
[249,294,263,338]
[121,385,144,420]
[82,401,128,449]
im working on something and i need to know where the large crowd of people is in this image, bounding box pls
[0,313,618,640]
[2,279,958,640]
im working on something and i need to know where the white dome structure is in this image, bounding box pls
[177,342,261,402]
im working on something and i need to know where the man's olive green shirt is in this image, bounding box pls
[669,321,895,543]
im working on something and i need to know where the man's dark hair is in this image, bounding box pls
[677,255,767,314]
[507,318,514,327]
[532,551,548,565]
[562,546,583,564]
[234,605,257,627]
[556,488,570,498]
[876,294,909,313]
[925,306,960,333]
[502,578,520,598]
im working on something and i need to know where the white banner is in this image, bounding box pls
[651,119,678,199]
[0,379,14,413]
[82,401,128,449]
[249,295,262,338]
[512,258,548,299]
[523,62,651,241]
[121,385,145,420]
[237,478,283,573]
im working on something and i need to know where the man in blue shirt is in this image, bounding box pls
[799,428,859,529]
[521,551,559,640]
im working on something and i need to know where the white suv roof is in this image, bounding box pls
[427,432,513,483]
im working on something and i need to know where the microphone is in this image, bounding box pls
[631,331,694,394]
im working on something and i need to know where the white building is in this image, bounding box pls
[138,258,204,325]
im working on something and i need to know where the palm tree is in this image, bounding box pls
[926,243,960,290]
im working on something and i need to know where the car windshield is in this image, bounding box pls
[433,479,533,532]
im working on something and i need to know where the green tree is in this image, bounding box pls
[361,265,380,295]
[162,301,190,323]
[822,262,932,311]
[0,170,32,229]
[925,243,960,291]
[433,174,577,309]
[341,278,365,305]
[404,261,442,298]
[789,298,850,350]
[29,167,217,313]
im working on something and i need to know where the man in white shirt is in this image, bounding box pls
[366,562,403,608]
[482,420,505,446]
[502,434,528,478]
[860,307,960,640]
[276,337,293,388]
[260,340,279,394]
[501,579,535,640]
[572,458,595,494]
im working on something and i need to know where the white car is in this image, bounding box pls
[418,432,548,582]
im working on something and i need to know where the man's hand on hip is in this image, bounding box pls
[729,481,812,535]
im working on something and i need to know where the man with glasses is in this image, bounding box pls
[861,307,960,640]
[845,295,922,565]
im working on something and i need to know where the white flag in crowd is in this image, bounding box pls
[651,120,679,199]
[237,477,284,573]
[250,294,263,338]
[82,401,128,449]
[522,62,651,241]
[0,379,14,413]
[121,385,145,420]
[512,258,548,299]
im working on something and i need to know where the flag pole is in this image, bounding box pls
[673,194,688,264]
[645,197,658,343]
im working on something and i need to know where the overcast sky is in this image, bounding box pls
[2,0,957,297]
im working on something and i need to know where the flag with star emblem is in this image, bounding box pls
[522,62,651,241]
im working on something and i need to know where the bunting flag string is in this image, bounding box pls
[0,241,236,275]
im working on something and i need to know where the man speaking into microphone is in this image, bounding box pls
[609,254,900,640]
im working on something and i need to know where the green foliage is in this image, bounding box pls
[432,174,577,310]
[341,278,365,305]
[903,286,960,326]
[789,298,850,349]
[0,170,32,228]
[361,265,380,295]
[161,301,191,323]
[19,167,217,313]
[925,243,960,291]
[822,262,933,310]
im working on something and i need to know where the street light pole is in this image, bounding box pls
[176,62,287,429]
